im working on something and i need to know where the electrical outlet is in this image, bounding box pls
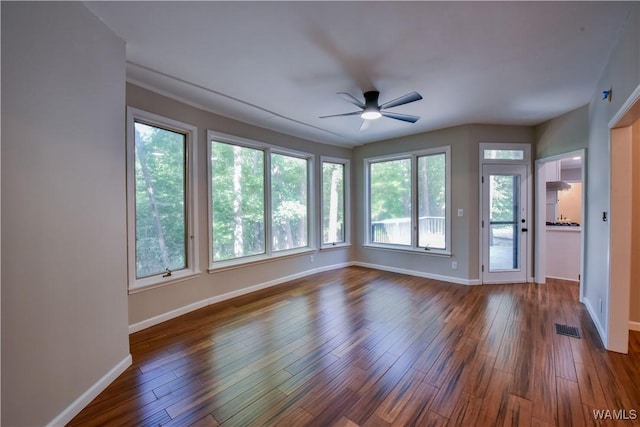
[310,255,314,264]
[458,209,463,217]
[599,298,603,312]
[452,261,458,270]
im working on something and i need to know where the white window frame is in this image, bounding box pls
[126,107,200,293]
[320,156,351,249]
[364,146,451,255]
[481,143,530,164]
[207,131,314,271]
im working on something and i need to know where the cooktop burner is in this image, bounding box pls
[546,221,580,226]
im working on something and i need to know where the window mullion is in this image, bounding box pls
[307,158,313,248]
[411,154,419,249]
[265,148,273,257]
[366,160,372,244]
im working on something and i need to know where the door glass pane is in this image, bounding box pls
[489,174,519,271]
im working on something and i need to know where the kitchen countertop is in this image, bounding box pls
[546,226,581,232]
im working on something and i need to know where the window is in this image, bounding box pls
[370,158,411,245]
[366,147,450,253]
[210,142,265,261]
[321,158,350,247]
[127,108,199,291]
[208,132,313,268]
[480,143,530,164]
[418,152,447,249]
[483,149,524,160]
[271,153,308,251]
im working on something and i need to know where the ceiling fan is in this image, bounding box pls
[319,90,423,129]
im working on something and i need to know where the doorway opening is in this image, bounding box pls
[535,153,584,302]
[609,85,640,353]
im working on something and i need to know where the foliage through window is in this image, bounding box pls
[209,133,312,267]
[211,142,265,261]
[322,160,348,246]
[271,153,308,251]
[127,108,199,291]
[483,149,524,160]
[134,122,187,278]
[366,147,450,252]
[418,153,446,249]
[370,158,411,245]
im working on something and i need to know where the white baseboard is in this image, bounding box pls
[583,296,607,345]
[545,275,580,283]
[47,354,132,427]
[128,262,354,334]
[630,320,640,332]
[351,261,481,286]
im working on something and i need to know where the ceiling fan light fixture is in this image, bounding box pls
[361,109,382,120]
[320,90,422,126]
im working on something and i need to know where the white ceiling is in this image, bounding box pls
[86,1,632,148]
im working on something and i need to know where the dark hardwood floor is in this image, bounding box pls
[68,267,640,426]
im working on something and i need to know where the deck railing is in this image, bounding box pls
[371,216,445,248]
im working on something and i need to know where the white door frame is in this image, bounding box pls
[607,83,640,353]
[481,163,529,283]
[479,143,533,284]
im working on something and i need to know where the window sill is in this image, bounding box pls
[128,271,201,294]
[320,243,352,251]
[362,244,452,257]
[208,247,315,273]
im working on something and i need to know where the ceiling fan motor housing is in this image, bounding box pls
[363,91,380,109]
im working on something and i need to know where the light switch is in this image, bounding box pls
[457,209,464,217]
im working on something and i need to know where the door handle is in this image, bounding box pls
[521,228,528,232]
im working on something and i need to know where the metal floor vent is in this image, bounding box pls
[555,323,581,339]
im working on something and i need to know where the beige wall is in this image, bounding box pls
[352,123,535,282]
[1,3,130,425]
[126,84,353,326]
[631,119,640,323]
[536,4,639,349]
[127,84,538,326]
[536,105,589,159]
[557,182,582,223]
[588,2,639,350]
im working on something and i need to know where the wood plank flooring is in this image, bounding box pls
[68,267,640,426]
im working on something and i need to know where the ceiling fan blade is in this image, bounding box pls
[359,119,371,131]
[319,111,362,119]
[381,112,420,123]
[379,92,423,110]
[337,92,365,109]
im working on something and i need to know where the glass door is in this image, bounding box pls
[482,164,528,283]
